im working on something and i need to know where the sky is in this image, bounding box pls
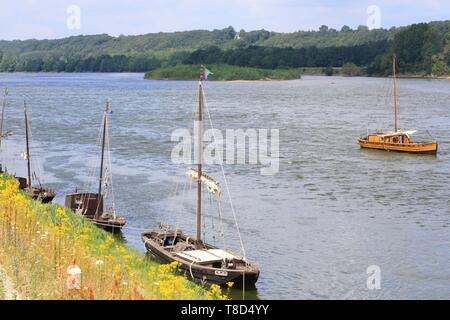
[0,0,449,40]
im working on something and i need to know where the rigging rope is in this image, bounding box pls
[201,82,247,259]
[78,106,105,214]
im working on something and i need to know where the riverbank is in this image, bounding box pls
[0,266,21,300]
[144,64,302,81]
[0,175,226,300]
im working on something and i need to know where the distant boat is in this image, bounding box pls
[358,54,438,154]
[142,67,260,287]
[65,99,125,232]
[19,101,55,203]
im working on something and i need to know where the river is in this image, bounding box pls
[0,73,449,299]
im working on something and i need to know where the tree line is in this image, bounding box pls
[183,23,449,76]
[182,41,389,71]
[0,22,449,76]
[0,53,161,72]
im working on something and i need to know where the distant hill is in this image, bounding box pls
[1,21,449,76]
[0,22,446,57]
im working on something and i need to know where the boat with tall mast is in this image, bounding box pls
[358,54,438,154]
[0,89,10,175]
[142,67,260,287]
[0,89,13,147]
[65,99,126,232]
[19,101,56,203]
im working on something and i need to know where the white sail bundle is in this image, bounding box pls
[187,168,221,196]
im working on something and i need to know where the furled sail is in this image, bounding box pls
[187,168,221,196]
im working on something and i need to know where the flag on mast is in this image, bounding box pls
[203,67,213,80]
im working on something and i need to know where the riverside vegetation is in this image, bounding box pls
[0,175,228,300]
[0,21,449,78]
[144,64,301,80]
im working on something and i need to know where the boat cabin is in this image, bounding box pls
[65,192,103,217]
[367,133,411,144]
[16,177,28,190]
[366,131,416,145]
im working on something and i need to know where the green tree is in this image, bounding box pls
[319,25,329,32]
[324,66,334,76]
[393,23,442,73]
[431,53,449,76]
[341,62,362,76]
[341,25,352,32]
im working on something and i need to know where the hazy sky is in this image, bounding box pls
[0,0,449,40]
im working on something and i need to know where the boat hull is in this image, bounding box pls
[142,233,259,288]
[64,193,126,233]
[31,193,55,204]
[358,139,438,155]
[88,217,126,232]
[25,187,56,203]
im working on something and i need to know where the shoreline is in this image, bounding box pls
[1,71,449,81]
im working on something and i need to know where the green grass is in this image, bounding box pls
[144,64,302,81]
[0,175,226,300]
[0,276,5,300]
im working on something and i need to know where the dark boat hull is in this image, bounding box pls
[26,187,56,204]
[64,193,125,233]
[88,217,126,232]
[31,194,55,204]
[142,233,259,288]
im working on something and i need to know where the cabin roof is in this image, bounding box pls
[175,249,239,263]
[371,130,417,138]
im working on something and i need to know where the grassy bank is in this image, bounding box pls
[145,64,302,81]
[0,175,226,300]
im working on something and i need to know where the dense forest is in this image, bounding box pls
[0,21,449,76]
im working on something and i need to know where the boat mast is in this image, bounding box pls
[393,54,398,132]
[24,102,32,189]
[97,99,108,218]
[0,89,8,148]
[196,67,204,246]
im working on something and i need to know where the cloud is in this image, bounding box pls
[0,0,448,40]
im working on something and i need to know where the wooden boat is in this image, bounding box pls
[0,89,13,177]
[142,67,260,288]
[142,227,260,287]
[358,131,438,154]
[0,89,12,146]
[65,192,125,232]
[18,102,55,203]
[358,54,438,155]
[64,99,125,232]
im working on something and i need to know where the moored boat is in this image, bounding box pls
[142,66,260,288]
[65,192,125,232]
[20,101,55,203]
[142,228,260,287]
[64,99,125,232]
[358,54,438,155]
[358,131,438,154]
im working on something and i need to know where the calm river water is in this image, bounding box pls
[0,73,449,299]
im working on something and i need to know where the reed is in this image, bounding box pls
[0,175,227,300]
